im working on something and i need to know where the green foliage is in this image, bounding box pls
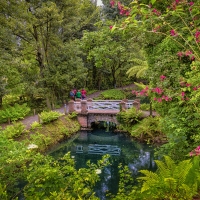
[30,121,42,130]
[140,103,150,111]
[23,153,110,200]
[39,111,64,124]
[2,122,25,139]
[0,183,8,200]
[108,164,138,200]
[2,94,20,105]
[0,103,30,123]
[117,107,143,132]
[138,156,200,200]
[68,111,78,119]
[131,116,164,143]
[100,89,125,100]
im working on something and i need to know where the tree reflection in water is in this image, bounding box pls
[49,129,156,200]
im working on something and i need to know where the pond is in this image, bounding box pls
[49,125,156,200]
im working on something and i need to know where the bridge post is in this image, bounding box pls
[87,98,93,110]
[68,100,75,113]
[119,101,126,111]
[81,100,88,114]
[133,98,140,110]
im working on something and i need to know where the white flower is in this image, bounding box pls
[27,144,38,149]
[95,169,102,174]
[71,156,75,158]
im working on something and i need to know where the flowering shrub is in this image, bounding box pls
[190,146,200,157]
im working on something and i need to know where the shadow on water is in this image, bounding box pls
[49,123,157,200]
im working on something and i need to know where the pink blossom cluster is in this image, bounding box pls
[132,86,149,97]
[154,96,172,102]
[160,75,166,81]
[195,31,200,43]
[189,146,200,156]
[170,29,178,36]
[152,87,163,94]
[152,8,161,16]
[179,81,200,91]
[110,0,115,7]
[168,0,194,10]
[117,2,130,16]
[177,50,195,60]
[110,1,130,16]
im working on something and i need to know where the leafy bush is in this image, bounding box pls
[2,122,25,139]
[68,111,78,119]
[30,121,42,130]
[0,103,31,123]
[131,116,164,143]
[2,94,21,105]
[100,89,125,100]
[39,111,64,124]
[117,107,143,128]
[140,103,150,111]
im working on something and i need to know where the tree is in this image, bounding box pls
[81,23,141,89]
[0,0,100,108]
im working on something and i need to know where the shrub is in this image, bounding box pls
[140,103,150,111]
[0,103,30,123]
[117,107,143,127]
[30,121,42,130]
[100,89,125,100]
[131,116,164,143]
[2,122,25,139]
[39,111,64,124]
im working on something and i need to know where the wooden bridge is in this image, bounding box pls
[68,98,140,128]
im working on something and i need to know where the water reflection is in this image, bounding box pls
[49,130,156,200]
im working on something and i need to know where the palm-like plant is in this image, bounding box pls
[126,56,148,79]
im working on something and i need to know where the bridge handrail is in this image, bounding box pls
[87,100,134,110]
[71,99,140,112]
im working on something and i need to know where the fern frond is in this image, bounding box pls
[174,159,192,185]
[138,170,160,192]
[154,160,171,178]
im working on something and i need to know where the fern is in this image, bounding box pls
[138,156,199,199]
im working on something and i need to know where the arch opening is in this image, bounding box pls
[91,121,117,132]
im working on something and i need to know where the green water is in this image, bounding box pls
[50,130,156,200]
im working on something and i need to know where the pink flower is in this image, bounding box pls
[177,51,183,57]
[157,98,162,102]
[193,87,197,90]
[109,26,113,30]
[185,50,192,56]
[152,8,161,16]
[195,31,200,43]
[189,151,195,156]
[170,29,178,36]
[160,75,166,81]
[152,87,163,94]
[181,91,185,97]
[153,97,157,101]
[186,83,191,87]
[189,2,194,6]
[110,0,115,7]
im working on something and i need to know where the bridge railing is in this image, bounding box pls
[69,99,140,114]
[87,100,134,110]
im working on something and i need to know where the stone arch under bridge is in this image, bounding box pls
[88,113,119,128]
[77,113,119,129]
